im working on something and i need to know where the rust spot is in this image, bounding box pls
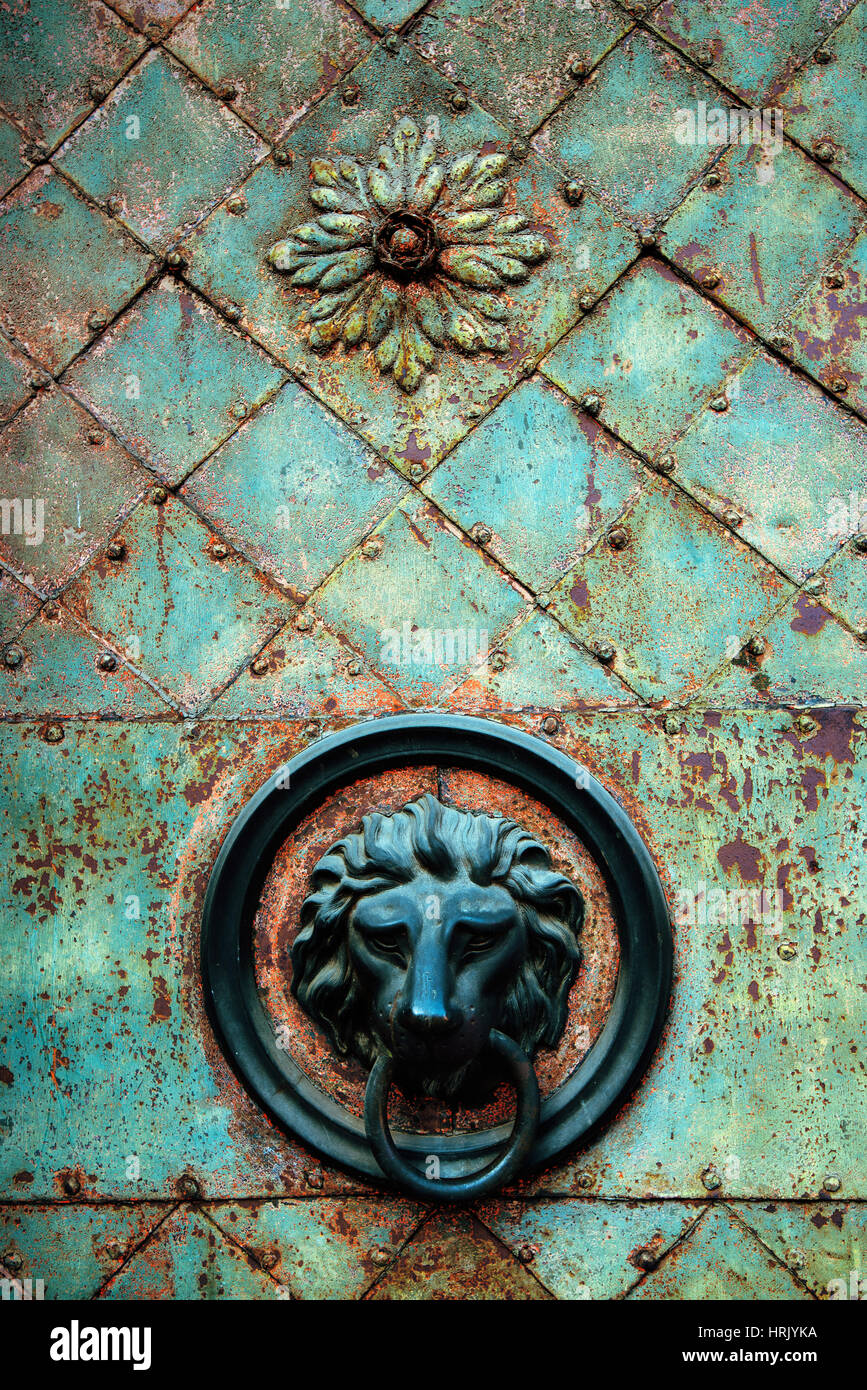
[790,594,829,636]
[717,831,763,881]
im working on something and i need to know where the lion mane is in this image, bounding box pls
[291,793,583,1094]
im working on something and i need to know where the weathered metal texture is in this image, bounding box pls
[0,0,865,1299]
[650,0,857,105]
[781,1,867,199]
[0,387,151,595]
[182,380,408,599]
[532,31,723,231]
[550,477,791,702]
[0,169,156,374]
[411,0,631,135]
[56,51,268,254]
[167,0,373,144]
[65,278,287,486]
[660,141,864,342]
[0,0,145,149]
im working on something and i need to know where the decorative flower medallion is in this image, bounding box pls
[267,118,551,393]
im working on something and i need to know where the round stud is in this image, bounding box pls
[450,90,468,111]
[769,335,792,355]
[304,1169,323,1189]
[509,139,529,162]
[295,612,314,632]
[165,251,184,269]
[273,146,293,166]
[87,427,105,445]
[342,86,360,106]
[217,80,238,102]
[62,1172,81,1196]
[96,653,117,672]
[231,400,247,419]
[177,1174,200,1198]
[409,463,425,481]
[576,1172,594,1190]
[489,651,507,672]
[88,310,109,332]
[105,1239,123,1261]
[106,540,125,561]
[43,601,61,620]
[746,635,765,657]
[384,33,400,53]
[664,715,681,735]
[822,1173,842,1193]
[567,58,588,79]
[150,487,167,505]
[4,646,23,668]
[592,638,616,664]
[703,171,721,188]
[473,523,492,545]
[701,1166,721,1191]
[814,141,835,162]
[250,655,270,676]
[709,395,729,412]
[852,532,867,553]
[224,303,242,322]
[259,1248,280,1270]
[634,1248,657,1271]
[579,391,601,416]
[695,47,713,67]
[144,19,163,38]
[608,526,629,550]
[211,541,231,560]
[777,940,797,961]
[786,1249,806,1270]
[3,1250,22,1271]
[43,723,64,744]
[830,376,848,393]
[517,1244,538,1264]
[655,453,676,475]
[824,270,845,289]
[640,232,657,249]
[563,179,584,206]
[723,509,742,528]
[814,47,834,64]
[347,659,362,677]
[702,272,721,289]
[578,294,596,312]
[541,715,559,735]
[361,538,382,559]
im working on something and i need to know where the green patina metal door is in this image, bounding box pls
[0,0,865,1301]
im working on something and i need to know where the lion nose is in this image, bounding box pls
[398,965,463,1035]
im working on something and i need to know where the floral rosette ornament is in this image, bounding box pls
[267,117,551,393]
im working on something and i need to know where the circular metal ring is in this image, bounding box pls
[364,1031,540,1201]
[201,713,673,1187]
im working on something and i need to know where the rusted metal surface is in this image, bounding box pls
[0,0,865,1299]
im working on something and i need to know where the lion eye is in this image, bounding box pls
[366,932,406,964]
[461,932,497,961]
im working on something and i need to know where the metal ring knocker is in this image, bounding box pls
[364,1030,540,1201]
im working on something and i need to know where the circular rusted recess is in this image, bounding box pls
[4,646,23,669]
[607,526,629,550]
[373,210,439,279]
[563,180,584,206]
[106,540,126,561]
[201,715,672,1196]
[42,723,64,744]
[96,652,117,672]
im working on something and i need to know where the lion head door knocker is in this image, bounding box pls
[291,793,583,1197]
[201,714,672,1203]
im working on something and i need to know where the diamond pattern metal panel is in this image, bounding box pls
[781,1,867,199]
[0,387,151,595]
[167,0,373,144]
[411,0,631,135]
[0,332,38,425]
[0,1203,169,1300]
[660,139,864,341]
[650,0,857,105]
[64,277,286,486]
[182,379,408,598]
[423,375,645,591]
[667,350,867,582]
[56,50,268,254]
[63,495,288,712]
[0,0,145,149]
[0,168,156,375]
[542,258,755,460]
[531,31,724,231]
[626,1205,807,1299]
[0,114,29,198]
[550,478,791,701]
[781,225,867,416]
[821,536,867,633]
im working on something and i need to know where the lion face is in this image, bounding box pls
[291,793,583,1099]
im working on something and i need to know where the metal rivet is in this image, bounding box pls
[703,171,721,188]
[43,601,60,619]
[362,538,382,559]
[177,1174,200,1198]
[579,293,595,312]
[450,90,468,111]
[250,655,269,676]
[226,194,247,215]
[777,940,797,961]
[29,374,48,390]
[701,1166,721,1191]
[509,139,529,162]
[166,251,185,269]
[814,141,835,162]
[592,638,616,664]
[803,576,824,596]
[664,715,681,735]
[384,32,400,53]
[786,1248,807,1270]
[702,272,721,289]
[259,1248,279,1270]
[824,270,845,289]
[370,1246,391,1265]
[43,723,64,744]
[217,80,238,101]
[640,232,657,249]
[635,1247,657,1271]
[151,487,167,505]
[89,78,109,101]
[654,453,676,475]
[409,463,425,481]
[347,659,362,676]
[747,635,765,657]
[490,651,507,672]
[105,197,121,216]
[608,525,628,550]
[563,179,584,206]
[814,47,834,63]
[97,653,117,672]
[472,524,492,545]
[769,335,792,355]
[211,541,231,560]
[856,628,867,645]
[695,47,713,67]
[709,395,729,412]
[87,427,105,445]
[4,646,23,669]
[3,1250,22,1271]
[144,19,163,38]
[579,391,601,416]
[541,715,559,735]
[88,310,109,331]
[830,376,848,393]
[342,85,360,106]
[304,1168,323,1189]
[517,1244,538,1264]
[106,540,125,561]
[62,1172,81,1195]
[273,146,293,165]
[104,1238,123,1260]
[231,400,247,419]
[723,509,742,528]
[852,533,867,553]
[295,612,314,632]
[576,1172,594,1189]
[567,58,588,79]
[822,1173,841,1193]
[224,303,242,322]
